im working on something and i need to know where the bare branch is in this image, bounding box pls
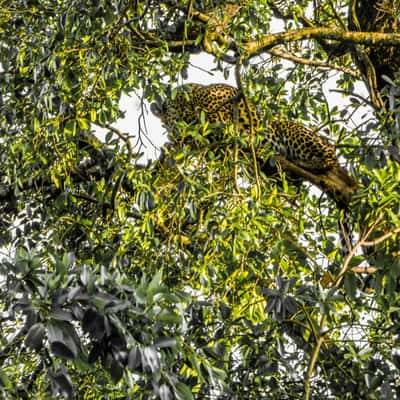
[351,266,377,273]
[267,47,361,78]
[362,226,400,246]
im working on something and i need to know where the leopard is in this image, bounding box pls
[151,82,358,208]
[151,83,339,172]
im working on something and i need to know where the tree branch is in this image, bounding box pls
[190,8,400,76]
[273,156,357,206]
[362,226,400,247]
[304,213,394,398]
[244,28,400,56]
[95,123,134,159]
[351,265,377,274]
[267,47,361,78]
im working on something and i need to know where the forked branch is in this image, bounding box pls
[304,216,400,399]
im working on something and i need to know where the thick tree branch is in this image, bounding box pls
[190,8,400,79]
[244,28,400,56]
[273,156,357,206]
[191,8,400,51]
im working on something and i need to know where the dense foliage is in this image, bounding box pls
[0,1,399,399]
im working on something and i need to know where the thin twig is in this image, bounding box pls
[96,123,134,159]
[235,58,261,200]
[351,266,377,273]
[362,226,400,246]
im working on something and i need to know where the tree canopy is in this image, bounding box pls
[0,1,400,399]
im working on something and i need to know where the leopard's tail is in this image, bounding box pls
[338,206,354,259]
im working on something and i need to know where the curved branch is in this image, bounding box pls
[95,123,134,159]
[244,28,400,56]
[235,58,261,199]
[267,47,361,78]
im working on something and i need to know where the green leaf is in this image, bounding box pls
[154,337,177,348]
[47,320,80,360]
[344,273,357,300]
[148,270,163,295]
[174,383,194,400]
[64,119,77,135]
[24,323,45,351]
[90,109,97,122]
[0,369,12,390]
[128,347,142,372]
[157,309,181,324]
[63,252,75,268]
[77,118,90,130]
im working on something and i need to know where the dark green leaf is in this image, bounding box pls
[24,323,45,351]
